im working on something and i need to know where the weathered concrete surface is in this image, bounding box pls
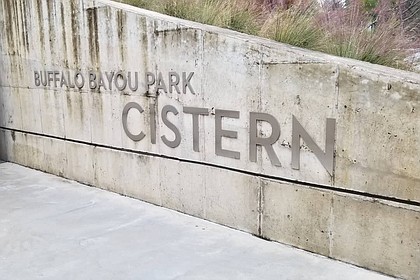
[335,66,420,201]
[261,180,333,256]
[1,129,419,279]
[331,194,420,280]
[1,0,420,278]
[0,0,418,201]
[0,162,397,280]
[261,179,420,280]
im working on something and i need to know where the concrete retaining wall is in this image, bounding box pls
[0,0,419,278]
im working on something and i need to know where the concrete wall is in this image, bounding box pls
[0,0,419,278]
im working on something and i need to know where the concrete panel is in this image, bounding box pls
[201,31,262,173]
[93,147,125,194]
[335,66,420,201]
[152,22,207,163]
[260,58,338,185]
[204,167,260,234]
[0,129,6,161]
[261,180,332,256]
[0,129,14,162]
[19,88,43,133]
[39,89,66,138]
[93,147,161,206]
[118,151,162,206]
[0,0,32,76]
[153,21,202,100]
[42,137,67,177]
[62,90,92,142]
[8,131,28,167]
[90,92,122,147]
[0,55,12,89]
[159,159,205,218]
[0,55,44,89]
[64,141,95,185]
[87,6,148,74]
[24,133,45,171]
[331,194,420,280]
[0,87,23,130]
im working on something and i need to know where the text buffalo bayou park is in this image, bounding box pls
[33,69,336,175]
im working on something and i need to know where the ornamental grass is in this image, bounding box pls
[120,0,420,71]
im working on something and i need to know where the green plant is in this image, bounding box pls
[225,0,263,34]
[160,0,263,34]
[260,4,324,49]
[193,0,225,25]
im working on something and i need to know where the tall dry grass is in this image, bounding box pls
[121,0,419,70]
[318,0,417,67]
[260,2,323,49]
[125,0,265,35]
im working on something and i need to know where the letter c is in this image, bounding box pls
[122,102,146,141]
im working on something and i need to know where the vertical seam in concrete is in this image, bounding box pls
[203,167,208,219]
[200,29,207,219]
[61,91,67,139]
[257,47,263,236]
[257,45,263,167]
[258,45,263,111]
[200,29,205,162]
[17,90,24,131]
[200,29,204,100]
[258,177,263,236]
[328,194,334,257]
[88,1,95,142]
[258,48,264,236]
[332,65,340,186]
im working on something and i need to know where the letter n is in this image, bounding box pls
[291,116,336,175]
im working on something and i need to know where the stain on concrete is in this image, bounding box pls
[70,0,80,67]
[87,7,100,69]
[116,9,127,64]
[60,3,68,67]
[46,0,55,62]
[3,0,17,56]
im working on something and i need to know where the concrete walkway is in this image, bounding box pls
[0,162,396,280]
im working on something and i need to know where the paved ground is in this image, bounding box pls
[0,162,396,280]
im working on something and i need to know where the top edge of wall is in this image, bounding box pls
[96,0,420,83]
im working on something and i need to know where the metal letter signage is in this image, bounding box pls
[33,69,337,174]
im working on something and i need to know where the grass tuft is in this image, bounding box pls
[260,3,323,49]
[159,0,263,34]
